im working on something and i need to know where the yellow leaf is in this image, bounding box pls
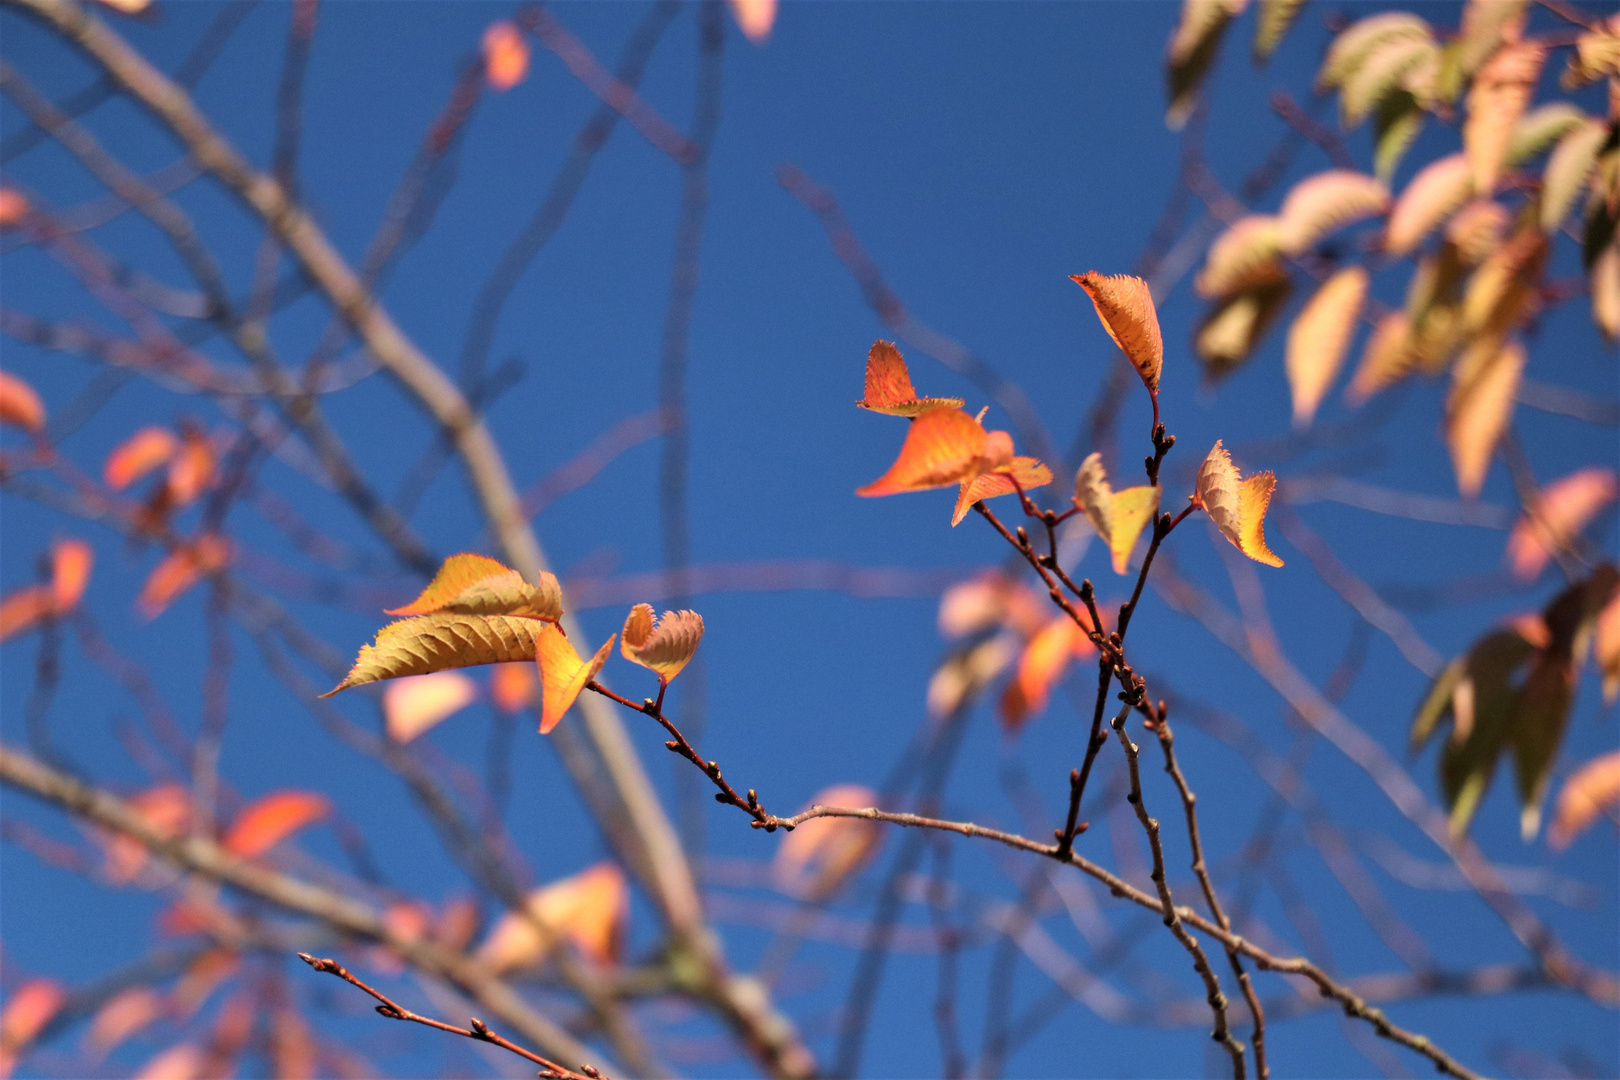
[1195,273,1293,378]
[482,21,530,91]
[1385,153,1474,256]
[1318,12,1432,91]
[726,0,777,44]
[383,671,479,742]
[951,457,1053,526]
[0,370,44,433]
[1196,441,1282,566]
[1596,589,1620,704]
[323,612,555,696]
[1549,750,1620,850]
[385,552,562,622]
[535,623,614,734]
[1454,0,1529,79]
[855,341,963,417]
[1253,0,1305,62]
[1286,265,1369,427]
[1165,0,1245,130]
[620,604,704,681]
[1340,34,1438,127]
[774,785,883,899]
[104,427,177,490]
[478,863,627,970]
[1594,240,1620,344]
[223,791,331,859]
[1464,42,1545,195]
[1070,273,1163,392]
[857,406,988,496]
[1461,227,1545,340]
[1505,468,1618,581]
[1541,117,1607,233]
[1107,486,1162,574]
[1346,312,1414,404]
[1195,215,1282,298]
[1445,338,1525,497]
[1275,172,1389,254]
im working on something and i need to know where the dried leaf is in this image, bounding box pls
[1195,215,1282,298]
[1465,43,1545,195]
[323,612,555,696]
[774,785,883,899]
[1196,273,1293,378]
[386,552,562,622]
[1195,441,1283,566]
[1277,172,1389,254]
[1596,589,1620,704]
[1446,339,1524,497]
[1318,12,1432,91]
[0,586,50,643]
[1341,35,1439,127]
[132,1043,202,1080]
[478,863,627,970]
[1541,118,1608,233]
[727,0,777,44]
[1549,750,1620,849]
[0,370,44,433]
[1286,265,1368,427]
[0,979,65,1077]
[490,662,537,713]
[223,790,331,859]
[103,784,191,883]
[1253,0,1304,62]
[951,457,1053,527]
[1505,468,1618,581]
[0,189,29,229]
[620,604,704,681]
[1385,153,1474,255]
[1000,616,1097,731]
[1071,273,1163,391]
[137,535,231,621]
[535,623,614,734]
[383,670,479,742]
[482,21,530,91]
[857,406,991,496]
[84,986,164,1060]
[856,341,964,416]
[50,538,92,612]
[105,427,178,490]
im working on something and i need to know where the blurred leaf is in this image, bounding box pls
[536,623,614,734]
[1346,311,1414,403]
[1318,12,1430,92]
[1452,0,1529,81]
[1000,615,1097,731]
[1506,102,1588,167]
[1277,172,1388,255]
[773,786,884,899]
[481,21,530,91]
[490,662,536,713]
[84,986,164,1061]
[1165,0,1245,130]
[856,341,964,416]
[102,784,191,883]
[1385,153,1473,256]
[1541,118,1609,233]
[951,457,1052,527]
[383,671,478,743]
[0,586,50,643]
[0,978,65,1078]
[478,863,627,970]
[1373,90,1425,184]
[1445,338,1524,498]
[1196,441,1283,566]
[1549,750,1620,850]
[1286,265,1368,427]
[104,427,177,490]
[1195,271,1293,378]
[137,535,231,621]
[50,538,92,612]
[1593,239,1620,342]
[1505,467,1618,581]
[1252,0,1304,63]
[0,188,29,229]
[224,790,331,858]
[938,571,1047,640]
[163,425,215,508]
[1445,200,1510,264]
[1071,272,1163,392]
[727,0,777,45]
[132,1043,203,1080]
[1464,43,1545,195]
[927,636,1015,719]
[1341,35,1439,127]
[1195,215,1282,298]
[1561,15,1620,89]
[0,370,44,433]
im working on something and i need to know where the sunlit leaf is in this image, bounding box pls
[0,189,29,230]
[1070,272,1163,392]
[1000,615,1097,731]
[1385,153,1473,256]
[856,340,964,416]
[774,785,884,899]
[92,0,153,14]
[1195,272,1293,378]
[84,987,164,1061]
[1505,102,1588,168]
[385,552,562,622]
[1505,467,1618,581]
[137,535,231,621]
[1593,239,1620,343]
[1464,42,1545,195]
[482,21,530,91]
[727,0,777,44]
[1346,311,1413,404]
[478,863,627,970]
[535,623,614,734]
[927,636,1016,719]
[1195,441,1282,566]
[163,426,215,507]
[1195,215,1282,298]
[50,538,92,612]
[104,427,178,491]
[857,406,989,496]
[951,457,1053,527]
[1596,589,1620,705]
[1446,338,1523,497]
[0,586,50,644]
[1276,172,1389,254]
[1549,750,1620,850]
[490,662,537,714]
[383,670,479,743]
[1561,15,1620,89]
[0,979,65,1078]
[0,370,44,433]
[1341,34,1438,127]
[223,790,331,859]
[1453,0,1529,79]
[1165,0,1245,130]
[1318,12,1431,91]
[1286,265,1367,427]
[1541,118,1608,233]
[1445,199,1510,264]
[937,571,1046,640]
[323,611,554,697]
[1071,453,1160,574]
[1253,0,1304,62]
[620,604,704,681]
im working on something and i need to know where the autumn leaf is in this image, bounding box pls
[927,637,1016,719]
[1195,215,1282,298]
[727,0,777,44]
[92,0,153,14]
[774,785,884,900]
[0,370,44,433]
[620,604,704,682]
[1594,240,1620,343]
[1339,33,1439,128]
[1275,172,1389,254]
[84,986,164,1061]
[223,791,331,859]
[383,670,479,743]
[102,784,191,884]
[1317,12,1432,92]
[1505,467,1618,581]
[490,662,537,713]
[482,21,530,91]
[1072,453,1160,574]
[1195,441,1283,567]
[950,457,1053,527]
[535,623,615,734]
[50,538,92,612]
[1445,199,1510,264]
[0,188,29,229]
[1384,153,1474,256]
[0,979,65,1078]
[1071,272,1163,392]
[478,863,627,970]
[1445,338,1524,498]
[1253,0,1304,62]
[1000,615,1099,731]
[1465,43,1545,195]
[857,406,988,496]
[856,341,964,416]
[1286,265,1368,427]
[1548,750,1620,850]
[171,948,238,1019]
[1165,0,1244,130]
[1196,273,1293,378]
[387,552,563,621]
[137,535,231,621]
[164,426,215,507]
[131,1044,202,1080]
[1540,118,1608,233]
[1561,15,1620,88]
[0,587,50,643]
[1453,0,1530,79]
[1596,589,1620,705]
[104,426,178,490]
[938,571,1047,640]
[324,611,555,696]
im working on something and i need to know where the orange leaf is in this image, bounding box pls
[84,987,164,1060]
[102,784,190,884]
[727,0,777,43]
[938,571,1047,640]
[999,616,1097,732]
[1596,589,1620,705]
[0,586,51,644]
[491,662,537,713]
[1286,265,1368,427]
[0,189,29,230]
[132,1043,203,1080]
[620,604,704,681]
[1505,468,1618,581]
[857,406,989,497]
[164,427,215,507]
[856,341,964,416]
[385,552,562,621]
[0,370,44,433]
[482,21,530,91]
[478,863,627,970]
[950,457,1053,527]
[773,785,883,899]
[1548,750,1620,850]
[1071,273,1163,392]
[104,427,178,490]
[1465,42,1545,195]
[1345,311,1413,404]
[50,538,92,612]
[535,623,614,734]
[0,979,65,1078]
[383,670,478,742]
[223,790,330,859]
[1195,441,1283,567]
[1446,338,1524,498]
[137,535,231,621]
[171,948,238,1019]
[1384,153,1473,256]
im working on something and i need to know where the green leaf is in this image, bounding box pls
[1411,656,1466,751]
[1374,91,1425,185]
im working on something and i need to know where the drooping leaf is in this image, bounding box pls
[478,863,627,970]
[323,611,555,696]
[1318,12,1431,91]
[383,670,479,742]
[137,535,231,621]
[1373,91,1426,184]
[1595,589,1620,704]
[1541,118,1609,233]
[1195,215,1282,298]
[927,636,1016,719]
[0,979,66,1078]
[1548,750,1620,850]
[1000,615,1098,731]
[84,987,164,1061]
[1445,338,1524,497]
[1505,102,1588,166]
[223,791,331,859]
[1195,441,1282,566]
[1345,311,1413,403]
[1504,467,1618,581]
[535,623,614,734]
[1341,34,1439,127]
[490,662,537,713]
[856,341,964,416]
[951,457,1052,527]
[1593,239,1620,342]
[1452,0,1529,80]
[1460,227,1545,340]
[1277,172,1389,254]
[50,538,92,612]
[1561,15,1620,89]
[620,604,704,681]
[1071,272,1163,391]
[773,786,884,899]
[1464,42,1545,195]
[857,406,988,496]
[1165,0,1246,130]
[1195,272,1293,378]
[1253,0,1305,62]
[1286,265,1368,427]
[482,21,530,91]
[385,552,562,622]
[1385,153,1474,255]
[104,427,178,490]
[0,370,44,433]
[727,0,778,44]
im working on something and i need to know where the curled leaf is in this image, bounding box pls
[323,611,555,696]
[482,21,530,91]
[1071,272,1163,392]
[383,670,479,742]
[1446,338,1524,497]
[1549,750,1620,850]
[1195,441,1283,566]
[223,791,331,859]
[386,552,562,622]
[536,623,614,734]
[1505,468,1618,581]
[0,370,44,433]
[774,785,883,899]
[1196,215,1282,298]
[104,427,178,490]
[478,863,627,970]
[1385,153,1474,256]
[857,406,988,496]
[1000,615,1098,731]
[1276,172,1389,254]
[137,535,231,621]
[727,0,777,44]
[857,341,963,416]
[1286,265,1368,427]
[620,604,704,681]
